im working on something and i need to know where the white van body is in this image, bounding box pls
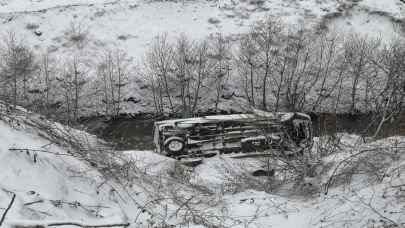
[153,112,313,159]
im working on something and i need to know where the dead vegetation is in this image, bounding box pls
[0,17,403,129]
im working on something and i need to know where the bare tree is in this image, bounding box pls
[97,52,113,116]
[310,33,341,112]
[370,40,405,138]
[145,34,211,116]
[173,35,195,117]
[145,34,175,113]
[282,30,316,112]
[209,33,231,112]
[0,32,35,109]
[72,56,81,120]
[236,34,259,108]
[114,50,129,116]
[251,17,282,111]
[191,40,211,114]
[343,35,381,113]
[38,51,57,117]
[172,35,212,117]
[56,55,87,124]
[57,66,74,124]
[97,48,129,116]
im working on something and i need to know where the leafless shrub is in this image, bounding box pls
[315,134,343,157]
[324,142,405,194]
[220,163,270,194]
[167,161,193,183]
[117,34,129,41]
[64,21,89,49]
[25,23,39,30]
[208,17,221,25]
[93,9,106,18]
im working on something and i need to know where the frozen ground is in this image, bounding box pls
[0,104,404,227]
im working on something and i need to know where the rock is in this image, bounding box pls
[139,85,148,90]
[180,159,203,167]
[221,91,235,100]
[34,30,42,36]
[252,169,275,176]
[126,97,141,104]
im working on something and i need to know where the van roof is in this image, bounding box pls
[154,112,310,127]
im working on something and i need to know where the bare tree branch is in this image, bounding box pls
[0,192,16,226]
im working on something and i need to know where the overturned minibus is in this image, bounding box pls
[153,112,313,160]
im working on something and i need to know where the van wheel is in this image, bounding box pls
[164,137,185,155]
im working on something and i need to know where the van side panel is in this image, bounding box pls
[153,112,313,159]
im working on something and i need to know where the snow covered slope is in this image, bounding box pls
[187,134,405,228]
[0,0,403,63]
[0,107,130,226]
[1,103,405,227]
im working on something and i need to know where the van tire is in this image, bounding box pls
[164,137,185,156]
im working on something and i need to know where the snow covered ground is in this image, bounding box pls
[1,103,404,227]
[0,0,402,61]
[0,105,130,226]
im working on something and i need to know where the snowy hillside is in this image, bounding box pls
[0,104,131,226]
[0,121,127,227]
[0,0,403,62]
[0,103,404,227]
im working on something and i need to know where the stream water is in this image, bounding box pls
[80,113,405,150]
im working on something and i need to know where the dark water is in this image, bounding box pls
[311,113,405,137]
[82,117,155,150]
[81,113,405,150]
